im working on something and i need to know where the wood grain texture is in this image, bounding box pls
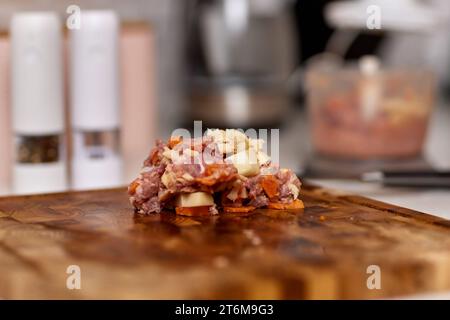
[0,185,449,299]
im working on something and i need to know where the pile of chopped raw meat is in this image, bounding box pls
[128,129,303,216]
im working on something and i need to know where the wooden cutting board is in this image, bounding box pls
[0,185,449,299]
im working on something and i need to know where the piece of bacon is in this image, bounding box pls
[267,199,304,210]
[223,206,256,213]
[144,140,166,166]
[168,136,183,149]
[128,180,140,195]
[195,164,238,187]
[260,175,279,199]
[175,206,214,216]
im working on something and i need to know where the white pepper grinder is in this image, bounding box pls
[69,10,123,190]
[11,12,67,195]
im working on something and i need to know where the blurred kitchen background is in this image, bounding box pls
[0,0,450,217]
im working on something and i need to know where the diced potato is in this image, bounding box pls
[181,173,194,181]
[207,129,249,154]
[206,129,226,142]
[161,170,176,188]
[249,138,264,152]
[225,129,248,145]
[256,151,271,164]
[175,192,214,207]
[225,149,260,177]
[226,148,259,164]
[183,149,200,158]
[162,147,173,160]
[288,183,299,199]
[217,142,235,154]
[234,163,260,177]
[206,129,271,173]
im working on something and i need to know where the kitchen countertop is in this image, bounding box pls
[279,103,450,299]
[0,101,449,299]
[280,103,450,220]
[1,186,449,299]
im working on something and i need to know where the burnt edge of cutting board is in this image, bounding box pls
[0,184,449,299]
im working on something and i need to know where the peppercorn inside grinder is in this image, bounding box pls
[11,12,67,194]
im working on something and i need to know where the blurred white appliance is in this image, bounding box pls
[0,34,10,196]
[11,12,67,195]
[326,0,450,86]
[187,0,297,127]
[69,10,123,190]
